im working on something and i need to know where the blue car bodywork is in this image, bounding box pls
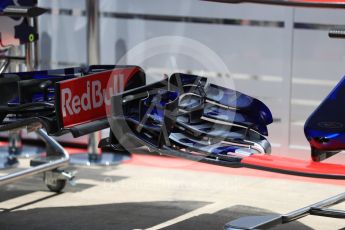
[305,76,345,161]
[109,73,273,160]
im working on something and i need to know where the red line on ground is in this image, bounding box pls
[127,153,345,186]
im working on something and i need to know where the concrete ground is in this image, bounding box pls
[0,152,344,230]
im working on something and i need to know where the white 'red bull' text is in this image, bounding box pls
[61,74,124,117]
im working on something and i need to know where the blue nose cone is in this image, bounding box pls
[304,76,345,154]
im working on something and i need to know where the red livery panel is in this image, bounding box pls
[57,67,140,128]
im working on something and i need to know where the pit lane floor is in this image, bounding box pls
[0,152,344,230]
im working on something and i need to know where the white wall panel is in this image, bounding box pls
[39,14,87,67]
[295,8,345,24]
[39,0,86,10]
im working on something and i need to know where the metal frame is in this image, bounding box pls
[0,14,42,162]
[0,6,47,17]
[225,192,345,229]
[4,41,41,158]
[86,0,101,157]
[0,117,73,192]
[0,58,9,74]
[0,128,70,187]
[0,3,70,189]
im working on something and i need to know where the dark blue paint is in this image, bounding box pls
[207,84,273,125]
[305,76,345,151]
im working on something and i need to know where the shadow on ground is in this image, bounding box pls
[0,166,127,202]
[162,205,313,230]
[0,201,314,230]
[0,201,207,230]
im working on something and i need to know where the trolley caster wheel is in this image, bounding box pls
[46,179,67,193]
[43,170,74,193]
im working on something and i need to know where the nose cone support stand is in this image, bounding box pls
[69,0,130,166]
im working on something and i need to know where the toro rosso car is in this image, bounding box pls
[107,72,345,179]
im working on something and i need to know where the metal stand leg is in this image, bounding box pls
[0,34,42,166]
[4,18,43,158]
[70,131,130,166]
[0,47,20,169]
[0,147,18,169]
[70,0,130,166]
[7,131,44,158]
[0,58,9,74]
